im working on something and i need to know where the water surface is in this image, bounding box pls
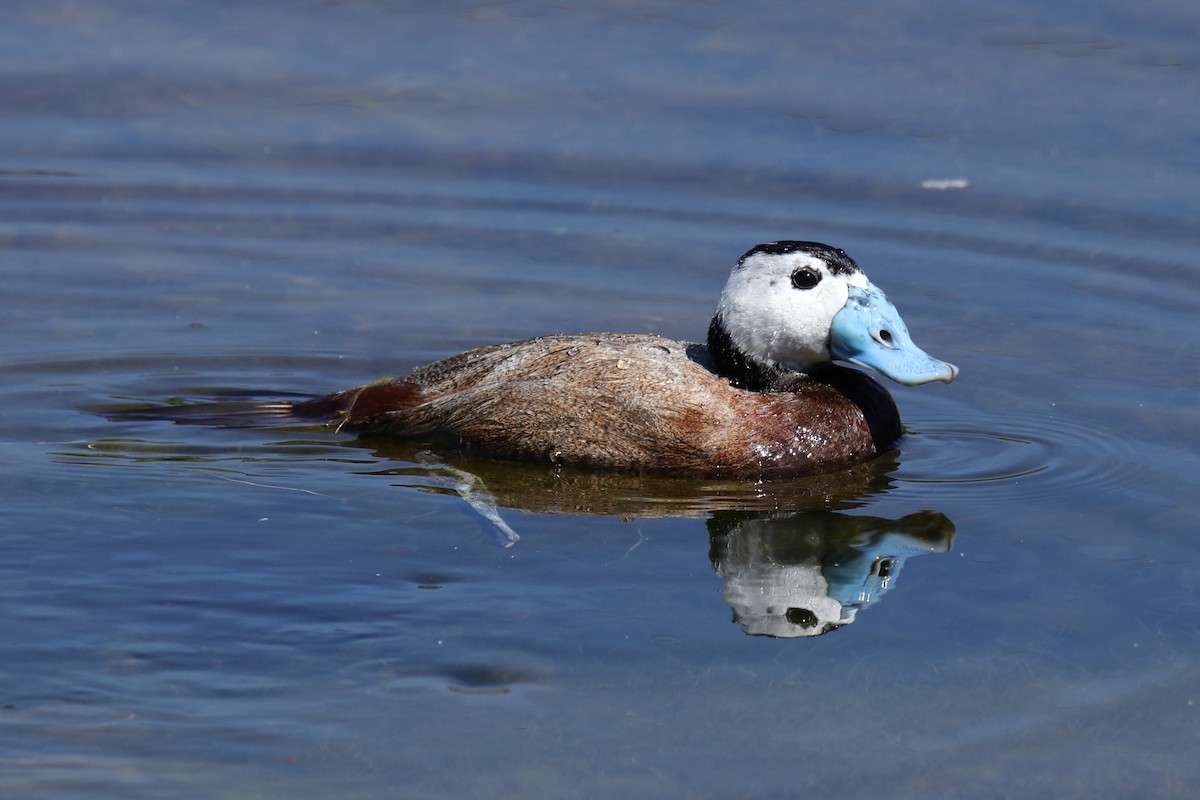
[2,2,1198,798]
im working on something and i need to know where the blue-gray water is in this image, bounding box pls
[2,3,1198,798]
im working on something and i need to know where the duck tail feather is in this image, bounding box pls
[105,380,422,431]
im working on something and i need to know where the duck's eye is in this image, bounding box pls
[790,268,821,290]
[785,607,819,629]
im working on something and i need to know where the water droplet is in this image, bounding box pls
[616,358,629,369]
[567,347,581,356]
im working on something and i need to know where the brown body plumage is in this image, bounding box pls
[291,333,900,477]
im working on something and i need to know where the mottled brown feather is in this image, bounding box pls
[291,334,900,477]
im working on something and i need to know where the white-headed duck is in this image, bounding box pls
[119,241,955,476]
[273,240,957,476]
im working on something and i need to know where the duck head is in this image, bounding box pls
[709,241,958,390]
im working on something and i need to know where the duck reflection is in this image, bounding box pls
[71,427,953,638]
[709,510,953,637]
[364,439,907,517]
[369,445,954,637]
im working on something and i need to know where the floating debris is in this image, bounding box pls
[921,178,970,191]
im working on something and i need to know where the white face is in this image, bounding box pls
[715,249,869,374]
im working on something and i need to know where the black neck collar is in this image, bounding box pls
[706,313,800,392]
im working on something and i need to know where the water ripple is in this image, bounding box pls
[893,409,1147,503]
